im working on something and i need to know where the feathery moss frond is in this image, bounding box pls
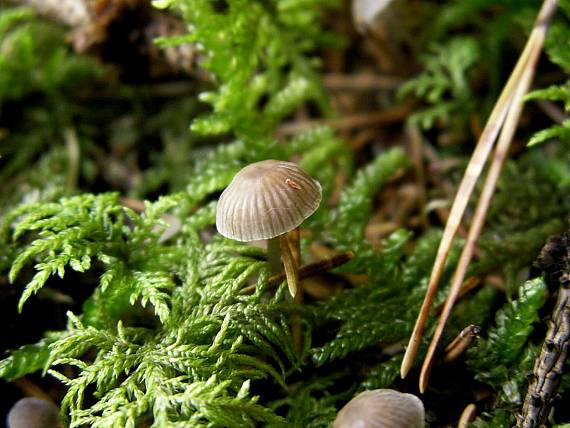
[0,332,66,381]
[467,278,547,405]
[269,373,348,428]
[2,0,570,426]
[153,0,338,145]
[7,193,126,311]
[311,229,448,366]
[399,37,480,129]
[6,192,185,320]
[325,148,409,279]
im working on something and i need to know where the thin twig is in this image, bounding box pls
[419,13,549,391]
[240,251,354,295]
[536,99,568,124]
[443,325,480,363]
[277,105,410,136]
[407,125,428,230]
[518,286,570,427]
[400,0,559,385]
[323,73,404,90]
[518,232,570,428]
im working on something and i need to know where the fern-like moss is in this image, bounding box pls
[2,0,570,426]
[153,0,338,147]
[467,278,547,408]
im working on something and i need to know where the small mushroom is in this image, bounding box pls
[333,389,425,428]
[216,159,322,298]
[7,397,61,428]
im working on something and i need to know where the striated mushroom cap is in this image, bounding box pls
[333,389,425,428]
[216,160,322,241]
[7,397,61,428]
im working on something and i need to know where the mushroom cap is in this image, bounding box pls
[216,160,322,241]
[333,389,425,428]
[7,397,61,428]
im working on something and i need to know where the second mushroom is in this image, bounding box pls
[216,159,322,298]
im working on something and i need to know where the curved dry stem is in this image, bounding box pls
[401,0,560,384]
[418,27,546,391]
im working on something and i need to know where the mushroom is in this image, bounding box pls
[7,397,61,428]
[216,159,322,298]
[333,389,425,428]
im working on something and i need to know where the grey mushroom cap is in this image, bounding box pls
[7,397,61,428]
[333,389,425,428]
[216,160,322,241]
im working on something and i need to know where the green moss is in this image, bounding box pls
[1,0,570,426]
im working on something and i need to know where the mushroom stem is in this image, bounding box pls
[279,232,300,298]
[288,228,303,307]
[280,228,304,354]
[267,237,282,275]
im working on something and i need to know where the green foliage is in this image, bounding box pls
[6,193,184,320]
[359,354,402,391]
[153,0,339,147]
[526,86,570,146]
[475,141,570,294]
[326,148,409,277]
[48,310,289,427]
[0,7,102,103]
[0,6,107,216]
[400,0,539,133]
[270,373,348,428]
[524,1,570,147]
[400,37,480,129]
[329,148,408,247]
[467,278,547,407]
[543,0,570,73]
[310,229,454,366]
[2,189,298,425]
[2,0,570,426]
[0,332,65,381]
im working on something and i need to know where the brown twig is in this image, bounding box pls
[277,105,410,136]
[323,73,404,90]
[407,125,428,230]
[240,251,354,295]
[401,0,559,390]
[518,232,570,428]
[443,325,480,363]
[418,0,556,392]
[535,99,568,124]
[434,276,481,314]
